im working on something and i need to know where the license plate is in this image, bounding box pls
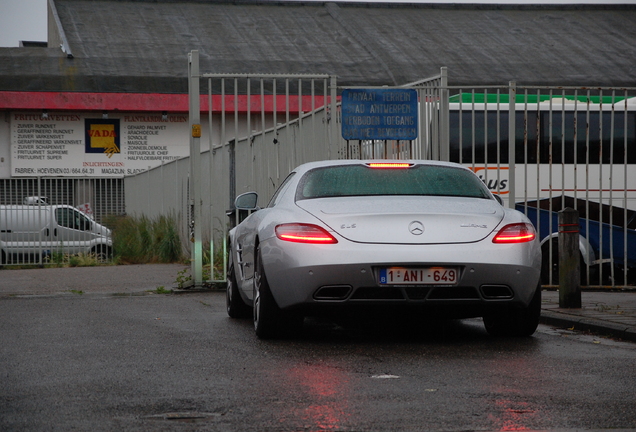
[379,267,459,285]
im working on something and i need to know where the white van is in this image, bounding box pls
[0,199,112,264]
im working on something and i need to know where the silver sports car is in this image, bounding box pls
[226,160,542,338]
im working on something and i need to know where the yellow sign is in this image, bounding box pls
[192,124,201,138]
[85,119,121,158]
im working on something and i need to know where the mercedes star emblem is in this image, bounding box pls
[408,221,424,235]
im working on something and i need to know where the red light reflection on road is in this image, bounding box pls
[488,397,538,431]
[276,363,352,431]
[484,356,544,431]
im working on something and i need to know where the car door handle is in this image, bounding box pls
[54,228,57,237]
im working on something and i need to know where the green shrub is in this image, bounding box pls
[156,215,182,263]
[138,216,153,258]
[108,216,144,263]
[108,213,184,264]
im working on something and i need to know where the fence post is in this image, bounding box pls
[329,75,338,160]
[188,50,203,287]
[228,139,236,210]
[507,81,516,209]
[558,207,582,308]
[439,67,449,162]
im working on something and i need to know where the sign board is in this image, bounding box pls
[11,112,190,177]
[341,89,418,140]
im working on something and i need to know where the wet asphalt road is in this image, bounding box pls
[1,289,636,432]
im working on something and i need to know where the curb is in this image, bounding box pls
[172,286,223,294]
[540,310,636,342]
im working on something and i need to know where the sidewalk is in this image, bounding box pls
[1,264,635,342]
[541,289,636,342]
[0,264,188,297]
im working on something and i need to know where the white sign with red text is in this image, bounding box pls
[11,112,190,177]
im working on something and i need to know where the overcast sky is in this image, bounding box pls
[0,0,634,47]
[0,0,47,47]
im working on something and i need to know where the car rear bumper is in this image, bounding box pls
[260,236,541,314]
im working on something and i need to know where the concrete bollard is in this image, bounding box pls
[558,207,582,308]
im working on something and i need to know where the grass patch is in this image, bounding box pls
[150,286,173,294]
[105,213,184,264]
[68,253,100,267]
[173,244,228,288]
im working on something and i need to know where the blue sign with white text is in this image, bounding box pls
[341,89,418,140]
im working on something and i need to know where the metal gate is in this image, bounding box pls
[187,51,337,285]
[186,51,447,286]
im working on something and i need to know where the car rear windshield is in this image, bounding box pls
[297,164,491,200]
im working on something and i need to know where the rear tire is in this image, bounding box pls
[484,284,541,337]
[253,245,302,339]
[226,265,251,319]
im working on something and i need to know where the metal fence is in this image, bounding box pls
[123,59,636,288]
[123,52,448,286]
[0,177,122,265]
[126,67,340,284]
[5,57,633,287]
[446,85,636,287]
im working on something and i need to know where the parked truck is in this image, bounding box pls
[517,196,636,286]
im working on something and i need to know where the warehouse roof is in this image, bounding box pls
[0,0,635,94]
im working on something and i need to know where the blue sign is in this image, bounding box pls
[341,89,418,140]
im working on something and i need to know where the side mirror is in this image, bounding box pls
[493,194,503,205]
[234,192,259,211]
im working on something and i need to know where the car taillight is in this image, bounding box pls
[367,162,412,169]
[275,223,338,244]
[492,223,536,244]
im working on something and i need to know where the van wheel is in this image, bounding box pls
[93,246,111,263]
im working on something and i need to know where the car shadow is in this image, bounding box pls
[228,309,542,350]
[298,314,489,343]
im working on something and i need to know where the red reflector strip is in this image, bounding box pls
[558,223,580,234]
[367,163,412,169]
